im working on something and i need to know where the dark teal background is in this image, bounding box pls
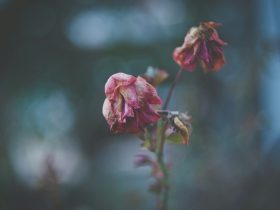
[1,0,280,210]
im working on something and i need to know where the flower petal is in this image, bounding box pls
[210,30,227,46]
[102,98,117,131]
[139,105,160,125]
[201,45,226,72]
[105,73,136,100]
[173,46,198,71]
[183,27,200,48]
[135,77,162,105]
[119,85,140,108]
[200,40,210,63]
[121,102,134,120]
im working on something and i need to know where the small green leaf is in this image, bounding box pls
[166,133,185,144]
[141,138,151,149]
[141,128,156,151]
[173,116,190,144]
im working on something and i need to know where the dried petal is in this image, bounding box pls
[103,72,162,133]
[173,21,227,72]
[135,76,162,105]
[173,46,198,71]
[164,111,192,145]
[173,117,190,145]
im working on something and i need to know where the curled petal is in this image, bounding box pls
[105,73,136,100]
[183,27,200,48]
[173,46,198,71]
[119,85,140,108]
[173,117,190,144]
[111,94,124,122]
[201,45,226,72]
[138,105,160,125]
[102,99,116,131]
[200,40,210,63]
[201,21,222,29]
[121,102,134,120]
[102,99,112,123]
[135,77,162,105]
[210,30,227,46]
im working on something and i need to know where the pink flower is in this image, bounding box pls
[102,73,162,133]
[173,21,227,72]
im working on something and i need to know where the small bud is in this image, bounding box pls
[151,164,164,180]
[162,111,192,145]
[173,116,191,145]
[142,66,169,87]
[134,154,152,167]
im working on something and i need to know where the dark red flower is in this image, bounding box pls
[102,73,162,133]
[173,21,227,72]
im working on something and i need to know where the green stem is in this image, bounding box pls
[158,155,169,210]
[144,128,154,150]
[154,68,183,210]
[156,120,169,210]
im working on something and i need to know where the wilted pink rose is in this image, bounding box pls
[173,21,227,72]
[102,73,162,133]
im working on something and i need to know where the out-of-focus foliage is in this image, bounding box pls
[1,0,280,210]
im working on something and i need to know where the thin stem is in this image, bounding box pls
[157,110,180,118]
[156,119,169,210]
[153,68,183,210]
[157,154,169,210]
[163,68,183,110]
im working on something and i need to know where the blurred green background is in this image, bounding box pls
[1,0,280,210]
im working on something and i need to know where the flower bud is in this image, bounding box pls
[134,154,152,167]
[142,66,169,87]
[162,111,192,145]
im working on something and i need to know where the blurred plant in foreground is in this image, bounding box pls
[102,21,227,210]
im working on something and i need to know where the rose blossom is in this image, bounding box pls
[102,72,162,133]
[173,21,227,72]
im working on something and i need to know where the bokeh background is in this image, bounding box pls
[1,0,280,210]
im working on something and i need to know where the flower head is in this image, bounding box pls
[173,21,227,72]
[102,73,162,133]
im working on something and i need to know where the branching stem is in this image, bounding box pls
[163,68,183,110]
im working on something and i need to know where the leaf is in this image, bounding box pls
[141,138,151,150]
[140,128,155,151]
[166,116,191,145]
[173,116,190,144]
[166,132,185,144]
